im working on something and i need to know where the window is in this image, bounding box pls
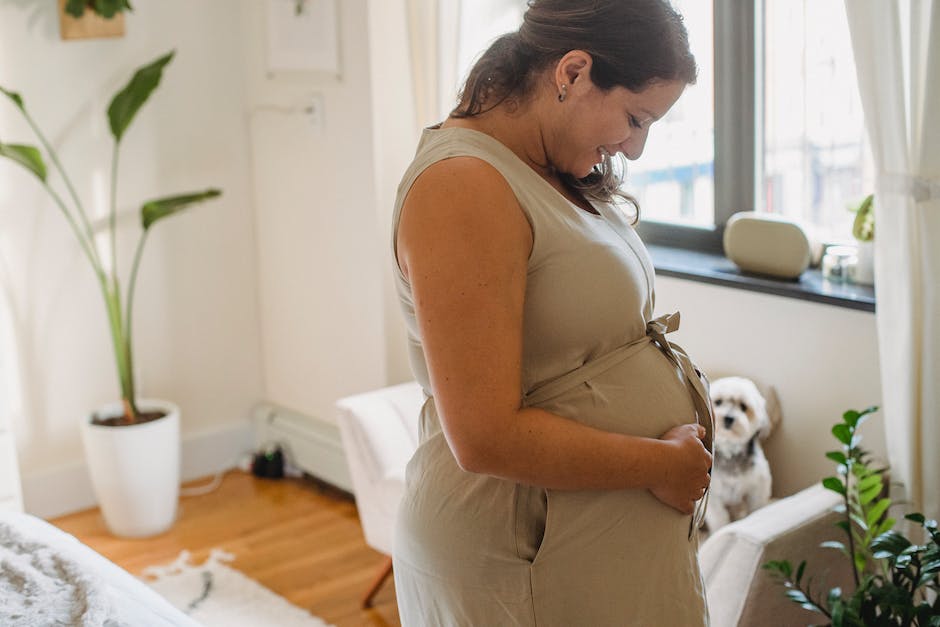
[760,0,874,244]
[638,0,874,251]
[630,0,715,229]
[450,0,873,255]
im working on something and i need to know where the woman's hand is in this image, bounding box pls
[649,423,712,515]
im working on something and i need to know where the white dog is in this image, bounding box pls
[704,376,779,533]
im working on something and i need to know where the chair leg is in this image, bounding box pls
[362,556,393,609]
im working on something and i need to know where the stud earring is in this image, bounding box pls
[558,84,567,102]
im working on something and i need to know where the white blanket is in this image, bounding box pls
[0,512,199,627]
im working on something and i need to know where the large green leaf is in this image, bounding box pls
[872,531,911,558]
[858,472,883,497]
[833,423,852,446]
[843,409,861,427]
[107,51,175,143]
[823,476,846,495]
[867,498,891,527]
[141,189,222,230]
[0,142,47,181]
[0,86,24,110]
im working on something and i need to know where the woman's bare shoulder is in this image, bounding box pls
[402,155,531,241]
[398,156,532,279]
[409,155,517,208]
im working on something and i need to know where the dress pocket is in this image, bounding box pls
[512,484,548,563]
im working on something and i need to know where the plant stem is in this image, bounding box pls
[107,141,136,422]
[103,284,134,423]
[109,142,119,284]
[845,452,861,587]
[123,229,149,419]
[22,109,102,270]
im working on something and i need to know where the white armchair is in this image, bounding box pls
[335,381,424,608]
[336,381,852,622]
[700,483,855,626]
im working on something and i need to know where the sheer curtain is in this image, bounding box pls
[405,0,527,130]
[405,0,460,130]
[844,0,940,520]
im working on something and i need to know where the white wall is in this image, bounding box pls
[241,0,388,423]
[367,0,422,385]
[0,1,264,512]
[656,276,885,496]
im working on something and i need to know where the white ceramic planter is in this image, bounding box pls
[80,399,180,538]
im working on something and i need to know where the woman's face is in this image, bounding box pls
[552,78,685,179]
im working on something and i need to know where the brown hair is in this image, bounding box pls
[452,0,697,217]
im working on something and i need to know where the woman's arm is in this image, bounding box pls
[397,157,711,513]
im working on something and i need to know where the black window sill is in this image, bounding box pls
[647,244,876,313]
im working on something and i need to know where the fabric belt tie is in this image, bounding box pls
[523,311,715,541]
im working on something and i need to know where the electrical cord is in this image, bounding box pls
[178,450,255,498]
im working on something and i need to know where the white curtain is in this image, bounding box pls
[845,0,940,520]
[405,0,529,130]
[405,0,461,130]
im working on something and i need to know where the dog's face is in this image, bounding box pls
[709,377,771,448]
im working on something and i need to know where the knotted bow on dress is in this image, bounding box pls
[523,311,715,540]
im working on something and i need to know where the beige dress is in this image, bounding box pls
[391,126,714,626]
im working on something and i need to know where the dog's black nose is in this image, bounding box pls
[723,416,735,429]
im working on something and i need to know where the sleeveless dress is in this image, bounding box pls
[391,126,715,626]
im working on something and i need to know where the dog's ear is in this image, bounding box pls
[754,382,782,438]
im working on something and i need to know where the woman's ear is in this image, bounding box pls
[554,50,593,92]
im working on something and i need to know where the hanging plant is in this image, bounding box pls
[64,0,133,20]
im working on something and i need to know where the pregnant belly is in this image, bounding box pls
[524,343,705,619]
[531,342,698,439]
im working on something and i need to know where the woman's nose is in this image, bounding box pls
[621,131,649,161]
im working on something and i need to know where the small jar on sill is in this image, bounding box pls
[821,245,857,284]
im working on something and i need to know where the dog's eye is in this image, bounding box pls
[715,399,723,406]
[739,402,747,412]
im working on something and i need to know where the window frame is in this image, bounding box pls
[635,0,756,255]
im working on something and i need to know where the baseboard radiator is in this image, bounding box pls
[252,402,353,493]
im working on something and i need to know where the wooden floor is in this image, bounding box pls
[50,471,401,627]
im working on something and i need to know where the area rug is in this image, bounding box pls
[142,549,333,627]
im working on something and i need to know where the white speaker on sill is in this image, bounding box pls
[722,212,816,280]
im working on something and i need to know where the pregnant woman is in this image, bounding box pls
[391,1,715,624]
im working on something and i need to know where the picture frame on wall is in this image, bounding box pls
[265,0,341,79]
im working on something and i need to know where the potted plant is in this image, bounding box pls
[764,407,940,625]
[0,51,221,537]
[849,194,875,286]
[58,0,132,41]
[63,0,133,19]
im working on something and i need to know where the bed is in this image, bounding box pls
[0,510,199,626]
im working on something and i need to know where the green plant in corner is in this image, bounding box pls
[0,51,221,425]
[64,0,133,20]
[764,407,940,626]
[850,193,875,243]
